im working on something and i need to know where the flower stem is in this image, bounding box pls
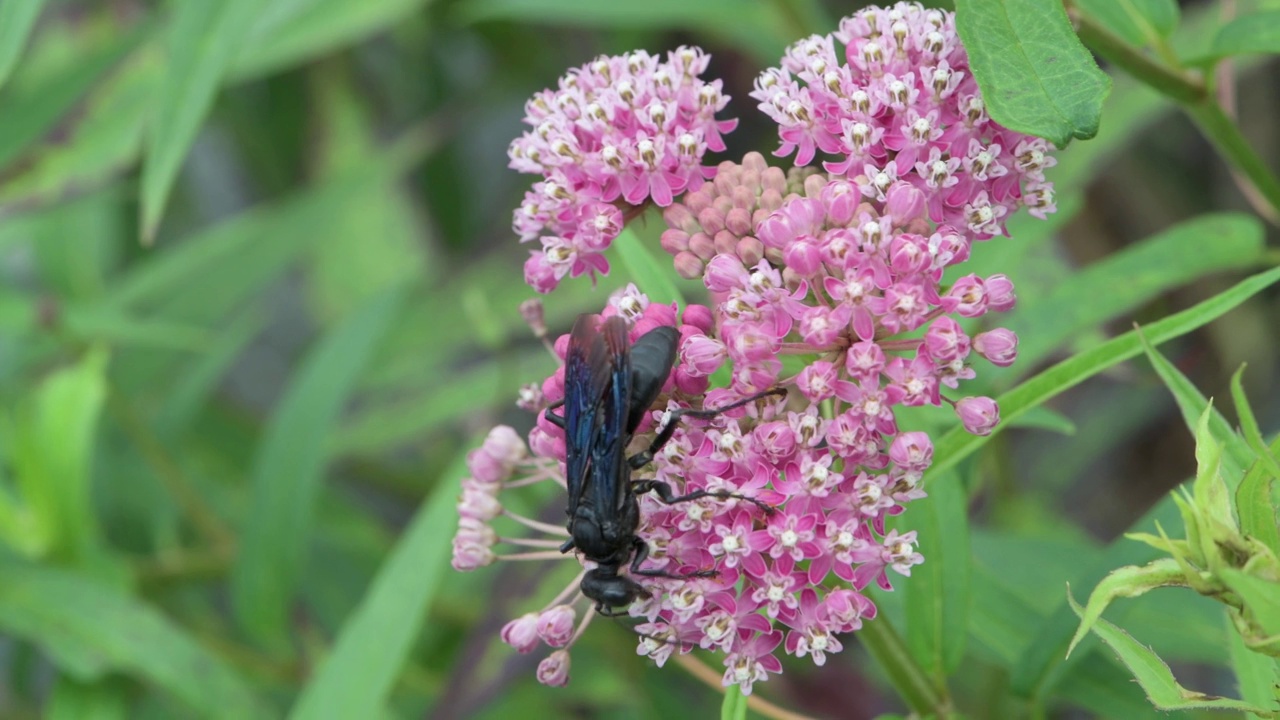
[857,613,952,717]
[671,654,818,720]
[1071,9,1280,221]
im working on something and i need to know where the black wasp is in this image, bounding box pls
[544,314,785,615]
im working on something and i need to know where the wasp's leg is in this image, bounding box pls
[631,478,776,515]
[559,537,575,553]
[628,388,787,469]
[543,399,566,429]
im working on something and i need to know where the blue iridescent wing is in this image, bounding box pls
[564,315,611,513]
[591,316,632,515]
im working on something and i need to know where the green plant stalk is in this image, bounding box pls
[1072,11,1280,220]
[858,613,951,716]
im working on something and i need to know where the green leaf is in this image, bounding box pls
[156,309,264,437]
[1208,11,1280,60]
[614,225,686,307]
[46,677,128,720]
[1220,569,1280,637]
[0,555,270,718]
[1231,366,1280,482]
[0,0,48,91]
[1065,559,1188,658]
[929,266,1280,481]
[953,0,1111,146]
[1067,593,1276,714]
[1227,616,1280,716]
[1008,213,1264,371]
[233,0,440,81]
[231,285,408,645]
[141,0,261,242]
[1238,452,1280,559]
[288,452,462,720]
[7,348,108,561]
[0,25,143,170]
[1073,0,1180,47]
[455,0,793,65]
[904,472,970,679]
[1006,405,1076,434]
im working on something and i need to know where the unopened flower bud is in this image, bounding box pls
[737,237,765,266]
[537,605,578,647]
[674,251,705,279]
[974,328,1018,367]
[688,232,715,260]
[889,432,933,472]
[537,650,571,686]
[680,334,727,376]
[681,304,714,333]
[725,207,753,236]
[984,273,1016,311]
[956,396,1000,436]
[519,299,546,338]
[501,612,542,653]
[661,228,691,254]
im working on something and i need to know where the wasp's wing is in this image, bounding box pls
[564,315,611,513]
[591,316,632,515]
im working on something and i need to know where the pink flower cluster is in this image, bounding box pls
[510,47,737,293]
[750,1,1056,237]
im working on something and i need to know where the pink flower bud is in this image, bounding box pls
[482,426,527,466]
[661,228,690,254]
[956,396,1000,436]
[974,328,1018,367]
[688,232,715,260]
[784,237,822,276]
[736,236,765,266]
[703,254,748,292]
[640,301,677,328]
[725,207,753,236]
[528,425,565,460]
[697,206,726,235]
[922,317,970,363]
[821,179,859,225]
[885,182,926,225]
[537,650,571,686]
[458,487,501,521]
[536,605,577,647]
[985,273,1016,311]
[889,432,933,472]
[752,421,796,463]
[680,334,727,376]
[519,299,546,338]
[673,366,710,396]
[466,448,509,485]
[674,251,704,279]
[523,253,560,294]
[681,304,714,333]
[662,202,698,233]
[451,540,495,571]
[501,613,542,653]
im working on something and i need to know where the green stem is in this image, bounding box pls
[1071,10,1280,220]
[858,612,951,717]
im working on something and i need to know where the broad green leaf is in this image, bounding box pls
[1227,617,1280,716]
[455,0,793,65]
[904,472,970,679]
[614,225,686,307]
[1073,0,1180,47]
[46,677,128,720]
[141,0,261,241]
[0,0,48,91]
[1067,593,1275,714]
[1220,569,1280,637]
[233,0,439,81]
[1139,335,1253,482]
[7,349,108,562]
[1208,11,1280,60]
[1009,213,1264,371]
[0,45,159,212]
[0,25,143,170]
[231,285,408,645]
[953,0,1111,146]
[288,452,461,720]
[929,266,1280,481]
[0,555,269,718]
[719,685,748,720]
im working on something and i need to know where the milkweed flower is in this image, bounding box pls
[459,0,1057,696]
[510,47,738,293]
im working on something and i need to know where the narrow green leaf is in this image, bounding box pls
[288,452,462,720]
[1006,405,1076,434]
[233,0,440,81]
[719,684,748,720]
[1227,615,1280,717]
[0,0,48,91]
[1208,11,1280,60]
[61,306,211,352]
[0,555,270,718]
[1008,213,1264,370]
[231,285,408,645]
[1231,367,1280,481]
[46,676,128,720]
[1067,593,1275,714]
[614,226,686,307]
[156,310,264,437]
[1238,450,1280,559]
[904,472,970,678]
[455,0,792,65]
[1220,569,1280,637]
[1065,560,1187,657]
[953,0,1111,146]
[8,349,108,562]
[1139,334,1252,482]
[141,0,261,241]
[929,266,1280,481]
[1073,0,1180,47]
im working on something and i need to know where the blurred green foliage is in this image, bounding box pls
[0,0,1277,719]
